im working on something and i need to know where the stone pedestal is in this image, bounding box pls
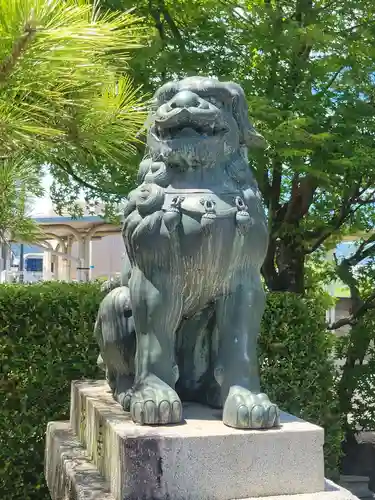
[45,380,358,500]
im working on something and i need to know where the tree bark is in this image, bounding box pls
[276,238,305,293]
[262,233,306,293]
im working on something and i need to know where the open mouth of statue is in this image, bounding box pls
[154,122,227,140]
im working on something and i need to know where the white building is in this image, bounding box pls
[3,213,123,283]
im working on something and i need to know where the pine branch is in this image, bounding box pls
[0,20,36,83]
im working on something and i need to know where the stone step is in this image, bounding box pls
[339,476,374,499]
[45,421,114,500]
[45,420,358,500]
[69,380,326,500]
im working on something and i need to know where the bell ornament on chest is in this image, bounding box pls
[200,199,217,234]
[235,196,253,234]
[163,196,185,232]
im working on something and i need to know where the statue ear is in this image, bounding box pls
[228,83,267,149]
[137,158,152,183]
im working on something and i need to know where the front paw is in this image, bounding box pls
[223,386,280,429]
[129,374,183,425]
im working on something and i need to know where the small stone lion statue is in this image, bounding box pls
[94,76,280,429]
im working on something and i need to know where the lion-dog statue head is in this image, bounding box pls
[135,76,266,190]
[148,76,265,165]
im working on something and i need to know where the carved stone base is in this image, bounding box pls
[45,380,358,500]
[45,422,114,500]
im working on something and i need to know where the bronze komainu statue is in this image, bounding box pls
[94,76,280,429]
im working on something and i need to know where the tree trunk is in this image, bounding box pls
[276,239,305,293]
[262,236,306,293]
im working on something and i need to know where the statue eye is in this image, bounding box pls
[205,95,224,108]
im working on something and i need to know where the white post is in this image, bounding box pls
[325,281,336,326]
[88,238,93,281]
[77,237,89,282]
[66,236,73,282]
[43,250,53,281]
[5,244,10,273]
[84,236,90,282]
[0,242,4,272]
[53,253,59,280]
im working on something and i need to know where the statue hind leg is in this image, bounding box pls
[94,286,136,410]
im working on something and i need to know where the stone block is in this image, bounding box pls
[45,418,358,500]
[68,380,325,500]
[45,421,114,500]
[339,476,374,498]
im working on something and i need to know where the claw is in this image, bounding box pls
[237,404,250,428]
[129,374,183,425]
[172,400,183,422]
[159,400,171,424]
[266,404,278,428]
[132,402,145,425]
[223,387,280,430]
[250,404,264,428]
[144,400,157,424]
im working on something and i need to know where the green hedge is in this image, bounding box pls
[0,282,103,500]
[0,283,341,500]
[259,292,342,479]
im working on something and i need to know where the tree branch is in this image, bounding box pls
[305,180,365,254]
[284,0,314,102]
[148,0,186,81]
[55,160,106,194]
[357,198,375,205]
[252,163,271,206]
[305,206,353,254]
[148,0,184,49]
[283,174,318,224]
[318,66,346,94]
[261,237,279,288]
[329,291,375,330]
[345,234,375,267]
[328,233,375,330]
[264,3,283,98]
[269,158,282,214]
[159,4,184,49]
[356,188,375,205]
[316,0,338,12]
[148,0,166,42]
[0,21,36,83]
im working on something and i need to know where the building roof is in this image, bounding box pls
[33,215,121,239]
